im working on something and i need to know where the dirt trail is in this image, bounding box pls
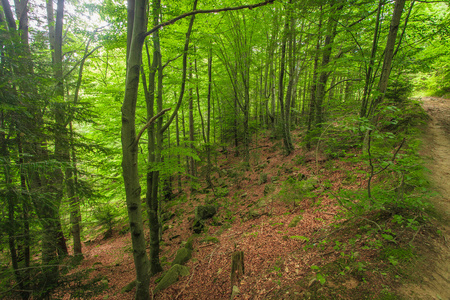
[399,97,450,299]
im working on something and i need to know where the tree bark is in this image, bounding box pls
[367,0,407,117]
[121,0,152,298]
[314,2,343,128]
[360,0,383,118]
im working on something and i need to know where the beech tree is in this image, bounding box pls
[121,1,274,298]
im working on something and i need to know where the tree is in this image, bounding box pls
[121,1,274,298]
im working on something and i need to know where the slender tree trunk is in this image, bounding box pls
[306,7,322,149]
[206,48,213,188]
[189,64,196,181]
[367,0,407,116]
[144,0,164,276]
[314,2,343,129]
[360,0,383,118]
[68,122,82,255]
[121,0,152,298]
[176,110,182,193]
[278,1,295,155]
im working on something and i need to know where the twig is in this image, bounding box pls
[175,264,198,299]
[409,225,422,246]
[329,189,383,231]
[208,245,220,267]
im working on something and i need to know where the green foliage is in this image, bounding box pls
[311,265,326,285]
[93,203,121,238]
[59,268,109,299]
[278,176,317,208]
[214,187,229,198]
[148,145,200,178]
[258,173,268,185]
[289,235,309,242]
[385,77,414,104]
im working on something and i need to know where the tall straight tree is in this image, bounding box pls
[278,0,295,155]
[121,0,152,298]
[121,1,274,298]
[313,1,344,128]
[367,0,407,116]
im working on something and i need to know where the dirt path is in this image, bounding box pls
[399,97,450,299]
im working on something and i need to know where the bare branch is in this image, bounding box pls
[144,0,275,38]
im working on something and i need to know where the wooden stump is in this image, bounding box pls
[230,251,244,288]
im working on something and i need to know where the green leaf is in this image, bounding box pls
[382,234,394,241]
[316,273,326,285]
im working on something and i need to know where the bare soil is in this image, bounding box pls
[398,97,450,300]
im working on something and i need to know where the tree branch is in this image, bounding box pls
[134,108,171,147]
[325,78,361,94]
[144,0,275,38]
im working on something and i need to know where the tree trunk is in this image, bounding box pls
[206,48,213,188]
[121,0,152,298]
[360,0,383,118]
[314,2,343,129]
[306,7,322,149]
[367,0,407,117]
[278,1,295,155]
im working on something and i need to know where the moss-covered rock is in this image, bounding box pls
[192,218,205,233]
[195,205,217,220]
[121,280,136,293]
[288,215,303,228]
[172,247,192,266]
[201,236,220,244]
[154,264,190,294]
[183,236,194,250]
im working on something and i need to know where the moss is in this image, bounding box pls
[154,264,189,294]
[172,247,192,266]
[120,280,136,293]
[183,236,195,250]
[288,215,303,228]
[201,236,220,244]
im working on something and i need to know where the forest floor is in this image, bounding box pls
[397,96,450,300]
[54,97,450,300]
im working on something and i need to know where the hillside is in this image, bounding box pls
[54,98,449,300]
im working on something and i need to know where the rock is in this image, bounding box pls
[121,280,136,293]
[231,285,240,300]
[192,218,205,233]
[154,264,190,294]
[195,205,217,220]
[264,184,274,196]
[255,199,267,209]
[248,209,261,219]
[183,237,194,250]
[288,215,303,228]
[192,205,217,233]
[201,236,220,244]
[172,247,192,266]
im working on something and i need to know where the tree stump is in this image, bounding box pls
[230,251,244,288]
